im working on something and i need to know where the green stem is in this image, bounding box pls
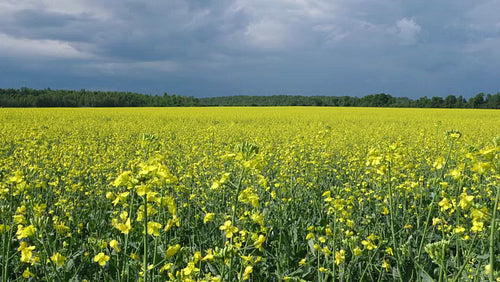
[359,251,377,281]
[438,244,444,282]
[452,235,477,282]
[121,233,129,282]
[228,167,245,282]
[38,234,63,282]
[417,192,437,260]
[387,162,403,282]
[2,191,15,282]
[489,185,499,282]
[2,223,13,282]
[332,213,337,281]
[317,250,321,282]
[121,192,136,282]
[153,238,158,276]
[230,167,246,223]
[439,139,454,179]
[143,197,148,282]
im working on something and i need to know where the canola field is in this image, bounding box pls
[0,107,499,281]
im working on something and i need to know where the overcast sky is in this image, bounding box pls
[1,0,499,98]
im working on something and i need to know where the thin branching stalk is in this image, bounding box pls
[489,185,499,282]
[387,162,404,282]
[452,235,477,282]
[2,223,13,282]
[143,196,148,282]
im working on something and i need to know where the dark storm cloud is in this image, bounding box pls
[1,0,499,97]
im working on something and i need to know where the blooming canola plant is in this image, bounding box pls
[0,107,499,281]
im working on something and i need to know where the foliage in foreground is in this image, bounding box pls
[0,107,499,281]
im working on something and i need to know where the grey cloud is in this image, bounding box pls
[1,0,500,97]
[395,18,421,45]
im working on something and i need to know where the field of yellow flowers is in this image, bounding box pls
[0,107,499,281]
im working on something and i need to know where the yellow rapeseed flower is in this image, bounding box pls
[353,247,362,256]
[335,250,346,265]
[160,263,173,273]
[112,212,132,234]
[471,220,484,232]
[16,224,36,239]
[18,242,35,263]
[146,221,162,236]
[109,239,120,252]
[385,247,394,256]
[219,220,238,238]
[253,234,265,251]
[382,259,391,272]
[381,206,389,215]
[182,262,200,276]
[22,267,34,278]
[242,266,253,280]
[166,244,181,258]
[204,213,215,223]
[250,212,264,226]
[438,198,452,211]
[459,192,474,210]
[361,240,377,250]
[50,252,66,267]
[135,184,151,197]
[93,252,110,266]
[453,226,465,234]
[202,249,215,261]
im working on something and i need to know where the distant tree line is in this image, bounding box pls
[200,93,500,108]
[0,88,197,107]
[1,88,500,108]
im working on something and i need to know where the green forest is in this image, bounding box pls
[1,87,500,108]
